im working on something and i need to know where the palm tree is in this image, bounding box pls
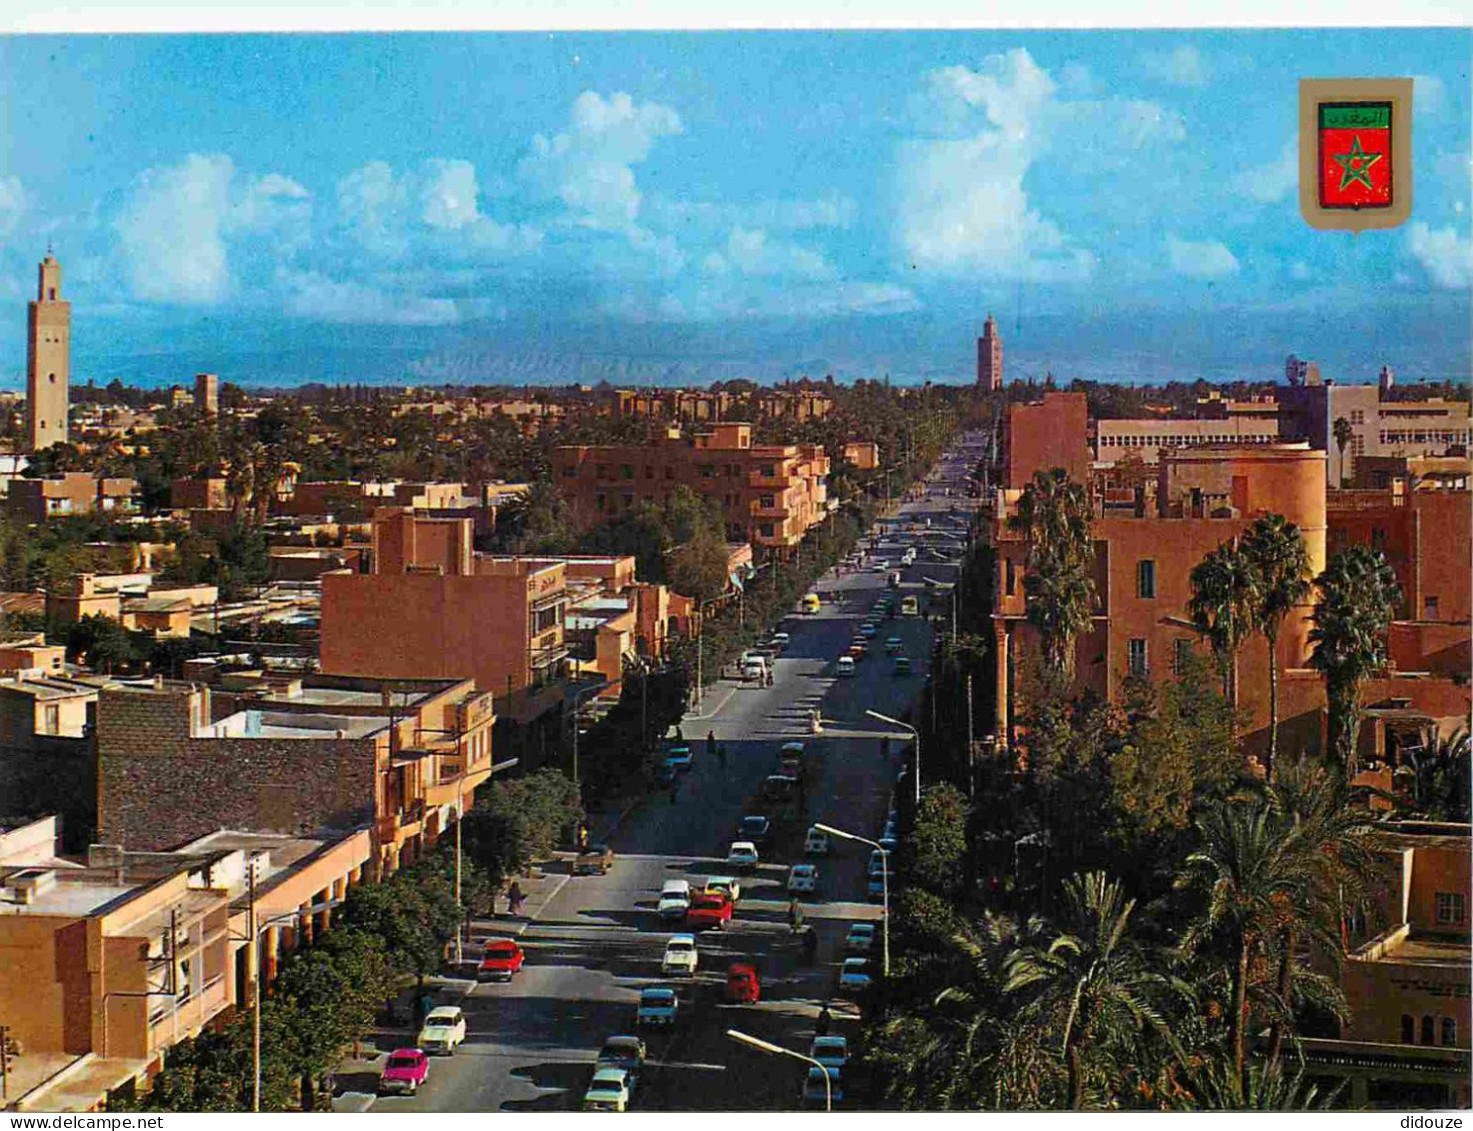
[1008,468,1096,684]
[1240,516,1313,782]
[1188,540,1259,719]
[1332,416,1354,486]
[1174,798,1312,1084]
[1309,547,1401,773]
[1004,871,1170,1109]
[1407,727,1471,822]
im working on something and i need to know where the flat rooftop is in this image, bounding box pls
[263,687,422,709]
[207,709,388,740]
[1379,933,1471,966]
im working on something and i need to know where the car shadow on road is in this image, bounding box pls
[501,1062,586,1111]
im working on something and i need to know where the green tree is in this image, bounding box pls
[1240,515,1313,782]
[1007,469,1096,684]
[64,613,141,673]
[1407,727,1471,822]
[1004,871,1172,1110]
[1308,546,1400,773]
[1187,540,1258,719]
[906,783,970,898]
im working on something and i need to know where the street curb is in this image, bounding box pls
[683,685,738,722]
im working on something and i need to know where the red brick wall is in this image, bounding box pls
[1005,393,1091,489]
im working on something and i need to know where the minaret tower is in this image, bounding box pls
[25,251,71,450]
[977,312,1002,391]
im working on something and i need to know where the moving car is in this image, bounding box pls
[686,890,733,931]
[658,879,693,920]
[802,592,821,614]
[725,962,761,1004]
[575,845,616,875]
[780,740,806,761]
[787,863,819,896]
[845,922,877,955]
[662,934,699,975]
[860,622,878,639]
[740,814,772,844]
[705,875,742,904]
[836,656,856,678]
[379,1048,429,1095]
[804,826,830,855]
[478,938,526,982]
[726,841,760,871]
[583,1066,633,1112]
[838,958,873,997]
[596,1034,648,1077]
[810,1036,850,1072]
[636,986,679,1027]
[664,745,694,772]
[761,774,795,801]
[771,632,791,651]
[417,1006,466,1055]
[847,641,867,661]
[893,656,912,676]
[802,1065,844,1106]
[884,635,903,654]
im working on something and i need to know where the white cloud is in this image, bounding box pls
[337,161,412,257]
[1166,235,1239,278]
[648,193,858,233]
[703,227,834,280]
[896,49,1164,281]
[1058,61,1094,95]
[420,158,481,231]
[1412,74,1447,117]
[517,91,682,231]
[1405,222,1473,288]
[1233,138,1299,204]
[624,278,919,323]
[114,153,308,305]
[0,176,26,236]
[1141,45,1209,87]
[282,270,460,325]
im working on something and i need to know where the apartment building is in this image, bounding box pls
[560,555,694,685]
[7,473,137,522]
[1002,393,1092,489]
[95,673,495,875]
[0,674,99,849]
[552,422,831,558]
[321,508,569,742]
[170,476,228,510]
[1327,487,1471,625]
[842,440,881,471]
[1094,416,1283,464]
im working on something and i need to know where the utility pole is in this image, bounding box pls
[966,674,975,802]
[250,865,260,1114]
[454,805,464,967]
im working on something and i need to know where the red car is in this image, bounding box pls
[725,962,761,1004]
[379,1048,429,1095]
[478,938,525,982]
[686,891,732,931]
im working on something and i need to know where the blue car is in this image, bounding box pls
[665,746,693,772]
[636,986,679,1027]
[802,1065,844,1106]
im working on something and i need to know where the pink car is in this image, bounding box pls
[379,1048,429,1096]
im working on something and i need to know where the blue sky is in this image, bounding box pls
[0,30,1468,385]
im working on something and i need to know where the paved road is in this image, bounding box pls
[367,435,986,1113]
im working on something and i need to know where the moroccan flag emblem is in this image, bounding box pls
[1318,102,1393,210]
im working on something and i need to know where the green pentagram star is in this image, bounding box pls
[1332,134,1382,192]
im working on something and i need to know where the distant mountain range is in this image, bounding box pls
[1,295,1467,390]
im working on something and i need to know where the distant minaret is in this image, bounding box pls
[1378,365,1395,397]
[194,372,220,416]
[25,252,71,451]
[977,313,1002,390]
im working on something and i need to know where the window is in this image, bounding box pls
[1402,1015,1415,1044]
[1173,638,1192,675]
[44,704,59,733]
[1436,892,1465,926]
[1371,527,1385,552]
[1421,1016,1434,1045]
[761,465,775,477]
[1136,559,1156,599]
[644,465,654,479]
[698,464,715,479]
[621,464,633,480]
[562,465,577,478]
[596,464,609,480]
[759,523,774,538]
[595,493,606,512]
[664,466,674,480]
[1425,596,1439,620]
[1127,638,1148,677]
[761,494,775,509]
[1443,1019,1458,1047]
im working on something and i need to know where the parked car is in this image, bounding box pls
[596,1034,647,1077]
[884,635,903,654]
[836,656,856,678]
[847,641,867,661]
[742,656,767,682]
[478,938,525,982]
[761,775,795,801]
[417,1007,466,1055]
[771,632,791,651]
[662,934,699,975]
[810,1035,849,1072]
[787,863,819,896]
[878,834,898,854]
[665,745,693,772]
[868,849,890,877]
[845,922,877,955]
[379,1048,430,1095]
[859,622,878,639]
[740,814,772,844]
[704,875,742,904]
[893,656,912,676]
[686,890,733,931]
[575,845,616,875]
[780,740,806,762]
[725,962,761,1004]
[658,879,692,920]
[636,986,679,1027]
[804,826,830,855]
[838,958,873,997]
[726,841,760,871]
[802,1065,844,1106]
[583,1067,633,1111]
[867,874,888,902]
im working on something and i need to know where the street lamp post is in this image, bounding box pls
[726,1029,832,1112]
[812,823,889,978]
[866,708,920,807]
[569,680,611,785]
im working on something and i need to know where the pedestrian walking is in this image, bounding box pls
[706,729,716,758]
[507,880,525,917]
[815,1004,832,1037]
[788,898,804,934]
[765,668,774,688]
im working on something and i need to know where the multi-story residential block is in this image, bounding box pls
[842,441,881,471]
[1002,392,1092,489]
[560,555,694,685]
[7,473,137,522]
[552,422,831,558]
[1094,416,1283,464]
[321,509,569,743]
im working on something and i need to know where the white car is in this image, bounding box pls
[658,879,692,920]
[416,1005,466,1054]
[788,863,819,895]
[726,841,760,871]
[584,1067,633,1111]
[845,922,877,955]
[663,934,699,976]
[804,826,830,855]
[836,656,856,678]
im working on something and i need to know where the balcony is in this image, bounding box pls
[747,470,791,489]
[751,502,792,519]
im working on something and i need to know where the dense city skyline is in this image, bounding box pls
[0,29,1469,386]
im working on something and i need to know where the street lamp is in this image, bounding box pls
[569,679,611,785]
[866,708,920,807]
[726,1029,832,1112]
[812,823,889,978]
